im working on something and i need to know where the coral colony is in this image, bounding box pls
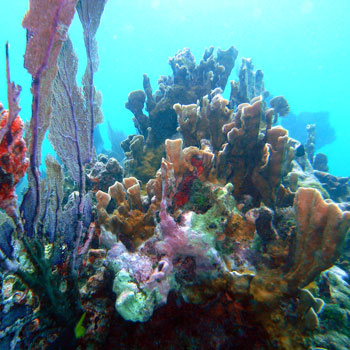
[1,1,350,349]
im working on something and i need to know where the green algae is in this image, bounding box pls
[187,179,212,213]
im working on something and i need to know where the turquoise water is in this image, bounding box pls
[1,0,349,176]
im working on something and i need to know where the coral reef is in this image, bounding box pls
[123,49,289,185]
[123,47,239,183]
[1,3,350,349]
[126,46,238,147]
[99,145,350,350]
[97,137,350,349]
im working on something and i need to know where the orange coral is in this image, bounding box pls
[165,139,214,180]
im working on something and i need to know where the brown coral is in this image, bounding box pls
[285,187,350,290]
[175,89,232,151]
[216,97,293,207]
[217,97,265,200]
[246,188,350,349]
[252,126,293,206]
[97,178,156,251]
[250,188,350,302]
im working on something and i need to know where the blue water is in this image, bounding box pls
[1,0,349,176]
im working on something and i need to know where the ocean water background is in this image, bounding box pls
[0,0,349,176]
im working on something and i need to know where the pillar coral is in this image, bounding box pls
[0,107,28,218]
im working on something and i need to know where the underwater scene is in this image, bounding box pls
[1,0,350,349]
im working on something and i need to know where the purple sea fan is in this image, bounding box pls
[76,0,107,161]
[49,37,91,188]
[22,0,78,232]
